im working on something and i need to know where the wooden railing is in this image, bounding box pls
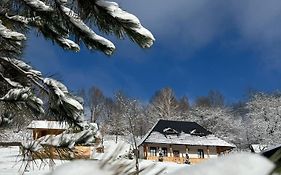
[189,158,207,164]
[32,146,92,160]
[146,156,208,164]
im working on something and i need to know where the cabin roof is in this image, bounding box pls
[27,120,69,130]
[138,119,236,148]
[261,144,281,158]
[153,120,212,136]
[250,144,267,153]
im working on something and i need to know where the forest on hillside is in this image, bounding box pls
[1,83,281,150]
[54,87,281,149]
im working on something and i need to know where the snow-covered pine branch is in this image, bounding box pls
[95,0,155,48]
[0,0,155,138]
[5,14,41,25]
[44,78,84,125]
[59,5,115,55]
[0,87,44,114]
[0,56,85,125]
[2,0,155,56]
[57,37,80,51]
[0,20,26,41]
[22,0,54,12]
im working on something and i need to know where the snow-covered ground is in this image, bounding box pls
[0,144,275,175]
[0,135,187,175]
[94,135,188,174]
[0,146,68,175]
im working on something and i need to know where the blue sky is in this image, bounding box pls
[24,0,281,104]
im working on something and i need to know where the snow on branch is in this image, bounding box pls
[22,0,53,12]
[5,13,41,25]
[0,73,23,88]
[22,122,99,153]
[0,87,44,113]
[57,37,80,52]
[0,87,30,101]
[60,5,115,55]
[95,0,155,48]
[0,57,42,78]
[44,78,68,96]
[0,20,26,41]
[44,78,84,124]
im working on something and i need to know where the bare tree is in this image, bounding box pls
[186,106,244,147]
[105,91,128,143]
[195,96,211,108]
[245,92,281,145]
[147,87,179,123]
[88,86,106,123]
[113,92,145,174]
[195,90,224,108]
[177,96,190,116]
[208,90,225,108]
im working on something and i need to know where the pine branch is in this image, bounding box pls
[21,0,54,12]
[59,4,115,55]
[0,20,26,40]
[77,0,155,48]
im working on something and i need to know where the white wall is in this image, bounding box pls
[187,145,218,159]
[140,143,218,159]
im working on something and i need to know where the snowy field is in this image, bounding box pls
[0,144,275,175]
[0,135,188,175]
[0,146,68,175]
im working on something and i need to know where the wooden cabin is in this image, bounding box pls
[262,144,281,163]
[26,120,104,159]
[138,119,236,164]
[27,120,69,139]
[250,144,267,153]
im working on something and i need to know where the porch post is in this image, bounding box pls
[207,146,210,158]
[169,144,173,157]
[144,144,147,159]
[185,145,189,153]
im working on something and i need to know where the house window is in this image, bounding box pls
[162,147,168,157]
[173,150,180,157]
[198,149,204,158]
[150,147,157,156]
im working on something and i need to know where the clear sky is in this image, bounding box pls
[24,0,281,103]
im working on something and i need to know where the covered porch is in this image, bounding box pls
[141,143,233,164]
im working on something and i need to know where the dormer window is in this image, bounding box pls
[190,128,205,136]
[163,128,178,134]
[190,129,196,134]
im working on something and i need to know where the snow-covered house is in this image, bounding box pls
[250,144,267,153]
[26,120,104,159]
[138,119,236,164]
[27,120,69,140]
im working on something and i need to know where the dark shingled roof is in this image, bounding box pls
[138,119,235,148]
[261,144,281,158]
[153,119,212,136]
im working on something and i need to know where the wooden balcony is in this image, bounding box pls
[31,146,93,160]
[146,156,208,164]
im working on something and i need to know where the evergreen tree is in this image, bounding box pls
[0,0,155,128]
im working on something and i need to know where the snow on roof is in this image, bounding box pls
[250,144,267,153]
[145,131,236,148]
[153,119,212,136]
[163,128,178,134]
[138,119,235,148]
[27,120,69,130]
[261,144,281,158]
